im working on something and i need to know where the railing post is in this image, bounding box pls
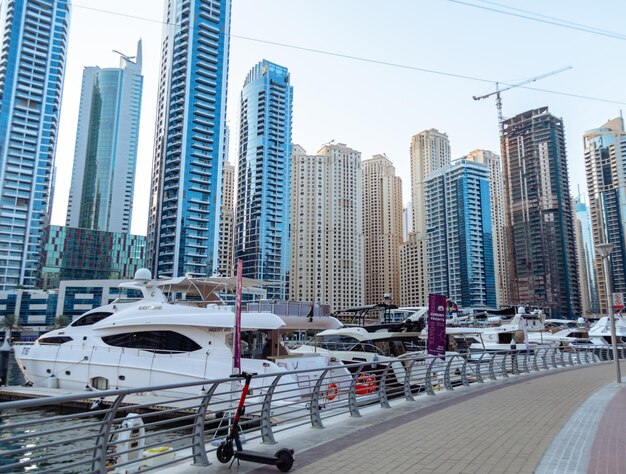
[550,348,558,368]
[192,381,221,465]
[473,354,485,383]
[503,352,512,377]
[559,348,566,367]
[542,348,550,370]
[378,363,392,408]
[309,368,331,429]
[488,353,498,380]
[424,357,439,395]
[348,366,364,417]
[444,356,455,391]
[460,355,469,386]
[532,349,540,371]
[521,351,529,373]
[260,375,281,444]
[92,393,126,473]
[403,359,418,401]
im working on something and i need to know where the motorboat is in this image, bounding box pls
[292,326,459,390]
[12,270,348,408]
[587,316,626,347]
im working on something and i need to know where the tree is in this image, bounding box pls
[50,315,70,330]
[1,314,22,344]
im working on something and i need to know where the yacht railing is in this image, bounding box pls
[0,346,615,474]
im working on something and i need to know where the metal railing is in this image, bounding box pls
[0,346,612,473]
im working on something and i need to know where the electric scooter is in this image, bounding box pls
[216,372,295,472]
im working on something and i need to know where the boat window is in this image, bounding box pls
[38,336,73,344]
[91,377,109,390]
[498,333,514,344]
[102,331,201,353]
[72,312,113,327]
[315,335,360,351]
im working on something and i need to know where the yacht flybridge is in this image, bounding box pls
[13,270,347,404]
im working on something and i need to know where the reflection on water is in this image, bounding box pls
[1,354,188,473]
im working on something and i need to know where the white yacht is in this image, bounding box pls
[587,316,626,347]
[13,270,348,406]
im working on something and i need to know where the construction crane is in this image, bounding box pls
[473,66,573,123]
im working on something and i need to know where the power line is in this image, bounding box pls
[72,2,626,106]
[448,0,626,41]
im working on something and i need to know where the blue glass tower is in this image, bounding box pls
[425,159,496,308]
[0,0,71,290]
[66,41,143,234]
[235,61,293,299]
[146,0,231,278]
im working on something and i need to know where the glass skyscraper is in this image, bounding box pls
[235,60,293,299]
[66,41,143,234]
[0,0,71,290]
[146,0,231,278]
[584,117,626,314]
[425,159,496,308]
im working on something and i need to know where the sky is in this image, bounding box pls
[51,0,626,235]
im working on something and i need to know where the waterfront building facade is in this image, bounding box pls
[408,129,451,305]
[146,0,231,279]
[465,149,508,307]
[362,154,403,305]
[425,159,496,308]
[583,117,626,314]
[399,232,427,307]
[235,60,292,299]
[501,107,580,318]
[218,161,235,277]
[41,225,145,290]
[0,0,71,289]
[402,202,412,241]
[66,41,143,233]
[289,144,364,312]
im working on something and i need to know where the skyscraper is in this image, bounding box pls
[501,107,580,318]
[407,129,451,305]
[574,196,599,315]
[465,149,508,307]
[425,159,496,308]
[290,143,364,311]
[362,154,403,305]
[235,60,292,299]
[0,0,71,290]
[146,0,231,278]
[583,117,626,314]
[66,41,143,233]
[218,161,235,277]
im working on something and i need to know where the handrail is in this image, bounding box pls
[0,346,616,474]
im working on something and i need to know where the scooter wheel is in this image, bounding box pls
[216,441,234,464]
[275,448,294,472]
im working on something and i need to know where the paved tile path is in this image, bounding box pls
[275,362,624,474]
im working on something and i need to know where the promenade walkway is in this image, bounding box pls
[238,362,624,474]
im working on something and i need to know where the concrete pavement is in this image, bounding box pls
[247,361,624,474]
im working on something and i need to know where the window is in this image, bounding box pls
[38,336,73,344]
[72,312,113,327]
[102,331,201,353]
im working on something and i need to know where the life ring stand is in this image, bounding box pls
[325,382,338,401]
[355,373,377,395]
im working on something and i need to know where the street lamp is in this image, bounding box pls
[596,242,621,383]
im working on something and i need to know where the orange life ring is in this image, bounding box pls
[325,382,338,401]
[355,373,377,395]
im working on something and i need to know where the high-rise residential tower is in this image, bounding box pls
[406,129,451,305]
[574,196,599,315]
[501,107,580,318]
[465,149,508,307]
[425,159,496,308]
[362,154,403,305]
[583,117,626,314]
[290,144,364,311]
[0,0,71,290]
[66,42,143,233]
[218,161,235,277]
[146,0,231,278]
[235,60,292,299]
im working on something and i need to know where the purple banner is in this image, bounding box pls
[427,293,447,359]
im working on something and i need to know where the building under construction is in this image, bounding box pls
[500,107,581,318]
